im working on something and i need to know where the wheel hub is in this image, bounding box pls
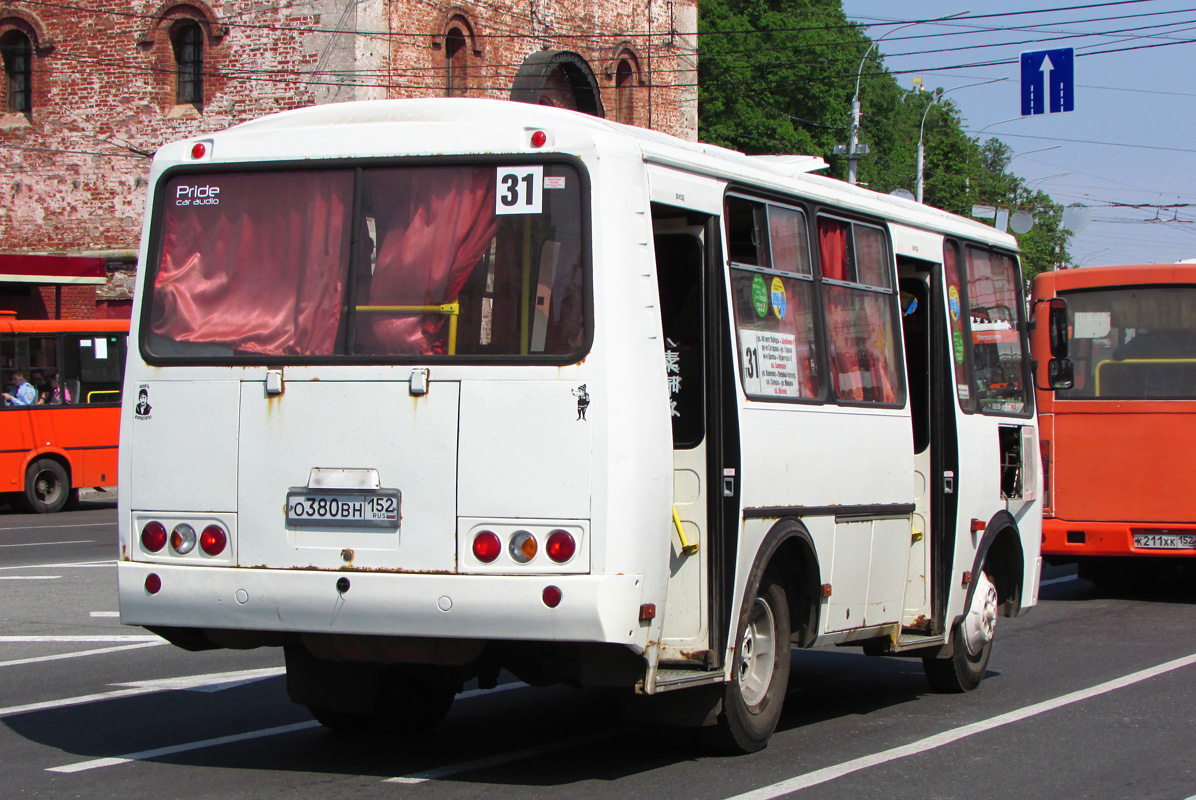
[962,572,998,656]
[737,596,776,707]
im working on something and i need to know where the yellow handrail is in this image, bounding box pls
[355,301,461,354]
[672,505,700,555]
[1094,357,1196,396]
[86,389,121,403]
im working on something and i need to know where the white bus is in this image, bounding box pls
[118,98,1048,753]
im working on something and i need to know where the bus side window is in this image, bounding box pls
[63,334,127,405]
[655,232,705,448]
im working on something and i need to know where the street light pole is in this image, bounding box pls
[914,88,942,203]
[847,12,968,186]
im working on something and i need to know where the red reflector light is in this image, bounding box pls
[531,130,547,148]
[141,521,167,552]
[545,530,575,563]
[191,142,206,159]
[200,525,227,556]
[542,586,562,607]
[145,573,162,594]
[473,530,501,563]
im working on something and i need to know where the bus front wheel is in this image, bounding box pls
[24,458,72,514]
[704,571,790,753]
[923,571,997,693]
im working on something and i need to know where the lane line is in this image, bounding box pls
[0,540,94,548]
[0,641,166,668]
[1040,574,1078,587]
[725,652,1196,800]
[385,728,628,784]
[0,560,114,572]
[46,680,532,774]
[90,611,120,618]
[47,722,322,774]
[0,636,162,643]
[0,576,61,581]
[0,522,116,532]
[2,666,278,719]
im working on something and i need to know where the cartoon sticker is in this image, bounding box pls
[571,384,590,421]
[948,285,961,322]
[752,274,769,318]
[134,384,152,419]
[770,277,787,320]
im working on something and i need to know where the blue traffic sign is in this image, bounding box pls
[1021,48,1074,115]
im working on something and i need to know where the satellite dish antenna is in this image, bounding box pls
[1062,203,1090,233]
[1010,210,1034,234]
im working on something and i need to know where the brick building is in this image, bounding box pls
[0,0,698,319]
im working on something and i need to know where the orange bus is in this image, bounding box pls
[1,315,128,513]
[1031,264,1196,582]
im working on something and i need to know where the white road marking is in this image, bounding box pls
[2,666,284,719]
[113,667,285,693]
[724,652,1196,800]
[0,641,166,668]
[0,635,161,642]
[385,728,627,784]
[47,722,322,774]
[0,576,61,581]
[90,611,120,617]
[0,540,94,548]
[1040,574,1078,587]
[0,522,115,532]
[46,680,532,774]
[0,560,114,571]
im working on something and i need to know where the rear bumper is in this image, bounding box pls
[118,562,647,649]
[1043,519,1196,558]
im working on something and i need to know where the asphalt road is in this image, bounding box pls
[2,501,1194,799]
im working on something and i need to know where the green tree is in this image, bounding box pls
[697,0,1073,275]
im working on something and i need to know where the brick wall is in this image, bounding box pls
[0,0,699,301]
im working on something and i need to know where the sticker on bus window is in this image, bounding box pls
[770,277,787,320]
[953,329,965,365]
[948,286,961,321]
[1074,311,1111,339]
[752,274,769,318]
[740,329,799,398]
[496,166,544,215]
[544,176,566,189]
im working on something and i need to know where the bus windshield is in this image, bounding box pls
[145,163,587,361]
[1061,285,1196,400]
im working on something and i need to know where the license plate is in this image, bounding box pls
[1132,531,1196,550]
[286,490,400,528]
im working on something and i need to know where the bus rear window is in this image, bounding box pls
[1061,285,1196,400]
[146,163,587,361]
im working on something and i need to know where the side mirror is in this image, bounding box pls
[1048,297,1069,358]
[1048,357,1074,390]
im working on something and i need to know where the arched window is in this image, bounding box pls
[615,59,634,124]
[1,29,32,114]
[445,26,467,97]
[172,20,203,107]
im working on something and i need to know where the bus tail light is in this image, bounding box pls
[171,524,197,554]
[472,530,501,563]
[141,521,167,552]
[545,530,576,563]
[145,573,162,594]
[542,586,562,607]
[200,525,227,556]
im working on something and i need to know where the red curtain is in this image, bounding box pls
[818,220,849,281]
[151,171,354,355]
[358,168,497,354]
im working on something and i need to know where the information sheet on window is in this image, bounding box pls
[740,329,800,398]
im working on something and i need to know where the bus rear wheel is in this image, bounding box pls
[923,571,997,693]
[24,458,72,514]
[704,571,790,753]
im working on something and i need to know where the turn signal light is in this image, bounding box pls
[545,530,576,563]
[473,530,501,563]
[200,525,227,556]
[510,530,537,563]
[141,521,167,552]
[171,523,197,555]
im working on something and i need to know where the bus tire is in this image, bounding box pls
[923,571,997,693]
[704,571,790,754]
[24,458,70,514]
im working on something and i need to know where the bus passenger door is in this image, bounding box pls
[898,255,960,635]
[654,227,711,657]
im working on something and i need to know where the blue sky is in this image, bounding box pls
[840,0,1196,266]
